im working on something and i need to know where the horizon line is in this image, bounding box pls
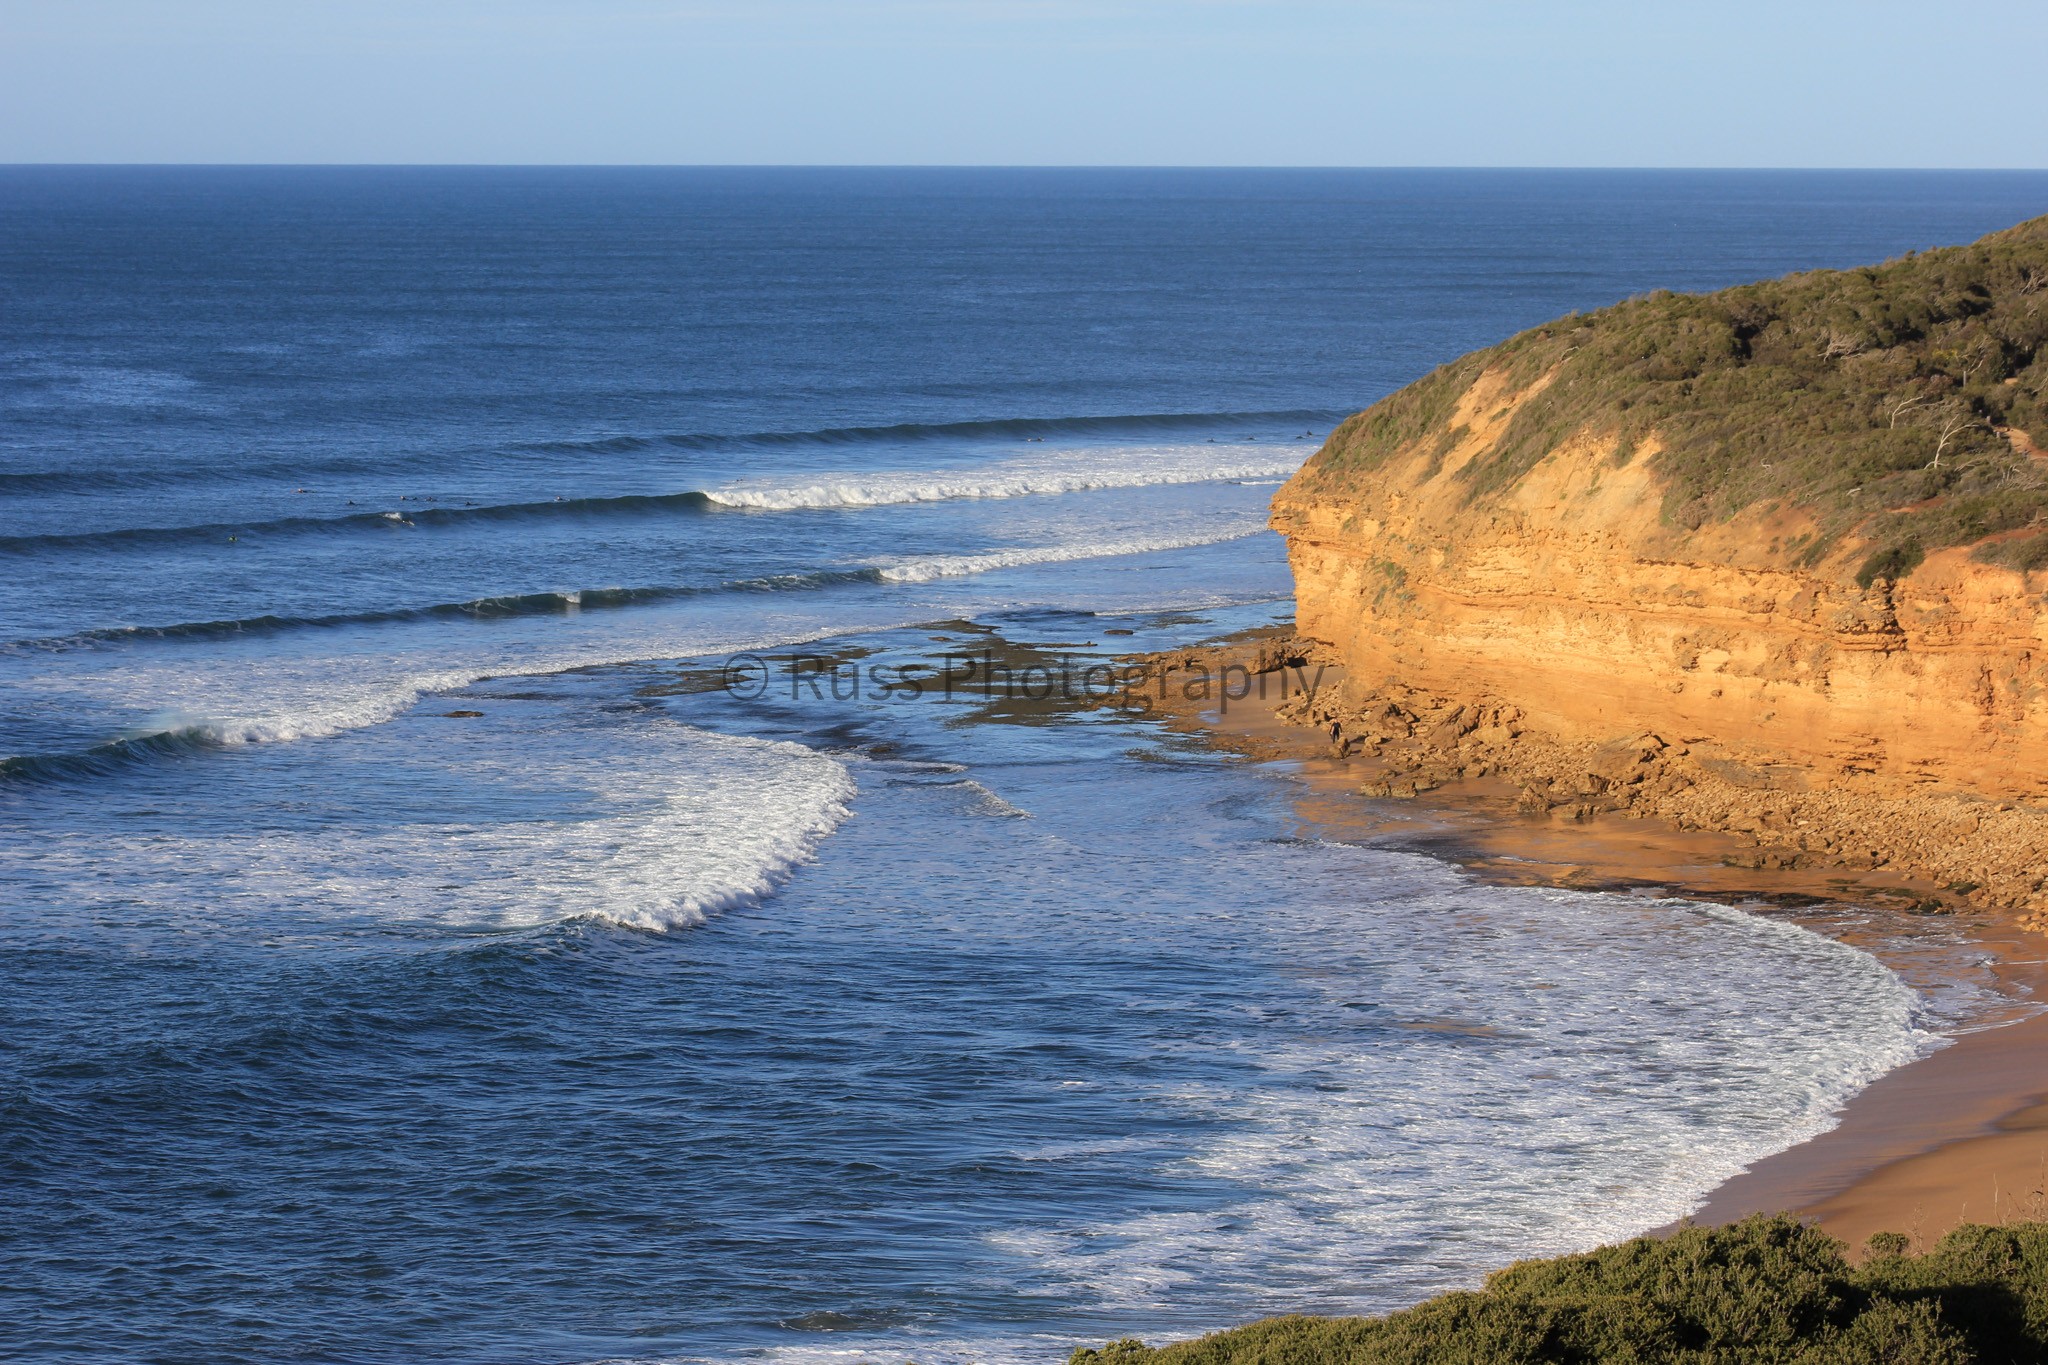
[5,163,2048,174]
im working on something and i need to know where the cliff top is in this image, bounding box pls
[1297,214,2048,586]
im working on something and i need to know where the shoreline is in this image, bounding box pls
[1135,630,2048,1254]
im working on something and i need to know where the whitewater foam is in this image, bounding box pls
[309,720,856,932]
[3,711,856,935]
[978,869,1942,1319]
[481,725,857,932]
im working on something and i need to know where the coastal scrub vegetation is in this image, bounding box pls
[1308,215,2048,584]
[1069,1215,2048,1364]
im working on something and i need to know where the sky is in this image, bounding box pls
[1,0,2043,167]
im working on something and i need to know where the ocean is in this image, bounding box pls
[4,167,2045,1364]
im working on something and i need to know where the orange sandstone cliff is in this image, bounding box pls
[1269,215,2048,916]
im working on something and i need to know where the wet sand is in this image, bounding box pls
[1145,639,2048,1254]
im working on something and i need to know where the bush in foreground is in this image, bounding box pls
[1070,1215,2048,1364]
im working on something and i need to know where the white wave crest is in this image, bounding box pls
[703,453,1302,511]
[25,718,856,935]
[541,728,856,931]
[111,663,486,752]
[876,527,1266,583]
[956,779,1031,819]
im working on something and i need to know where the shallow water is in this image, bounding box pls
[4,168,2045,1363]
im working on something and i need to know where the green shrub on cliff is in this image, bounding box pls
[1306,215,2048,583]
[1070,1215,2048,1364]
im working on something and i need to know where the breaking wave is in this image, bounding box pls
[9,527,1269,657]
[875,528,1266,582]
[0,451,1301,556]
[702,456,1302,512]
[0,526,1269,782]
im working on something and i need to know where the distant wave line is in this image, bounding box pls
[4,574,864,652]
[519,408,1339,455]
[0,525,1270,782]
[0,490,721,555]
[0,407,1342,498]
[0,455,1305,555]
[7,526,1269,654]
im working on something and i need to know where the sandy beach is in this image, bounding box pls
[1145,633,2048,1256]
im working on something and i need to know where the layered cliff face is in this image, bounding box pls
[1271,216,2048,911]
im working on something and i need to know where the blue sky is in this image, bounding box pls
[2,0,2043,166]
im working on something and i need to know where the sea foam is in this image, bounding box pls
[484,725,856,932]
[4,711,856,935]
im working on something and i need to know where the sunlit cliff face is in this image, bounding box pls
[1273,363,2048,804]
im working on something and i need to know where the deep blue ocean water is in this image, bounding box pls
[4,168,2047,1364]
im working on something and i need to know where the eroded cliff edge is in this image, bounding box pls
[1270,214,2048,918]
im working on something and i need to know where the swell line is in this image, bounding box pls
[0,491,720,556]
[0,727,226,785]
[519,409,1337,455]
[0,452,1306,557]
[0,525,1271,783]
[3,570,871,654]
[0,408,1340,498]
[10,525,1268,655]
